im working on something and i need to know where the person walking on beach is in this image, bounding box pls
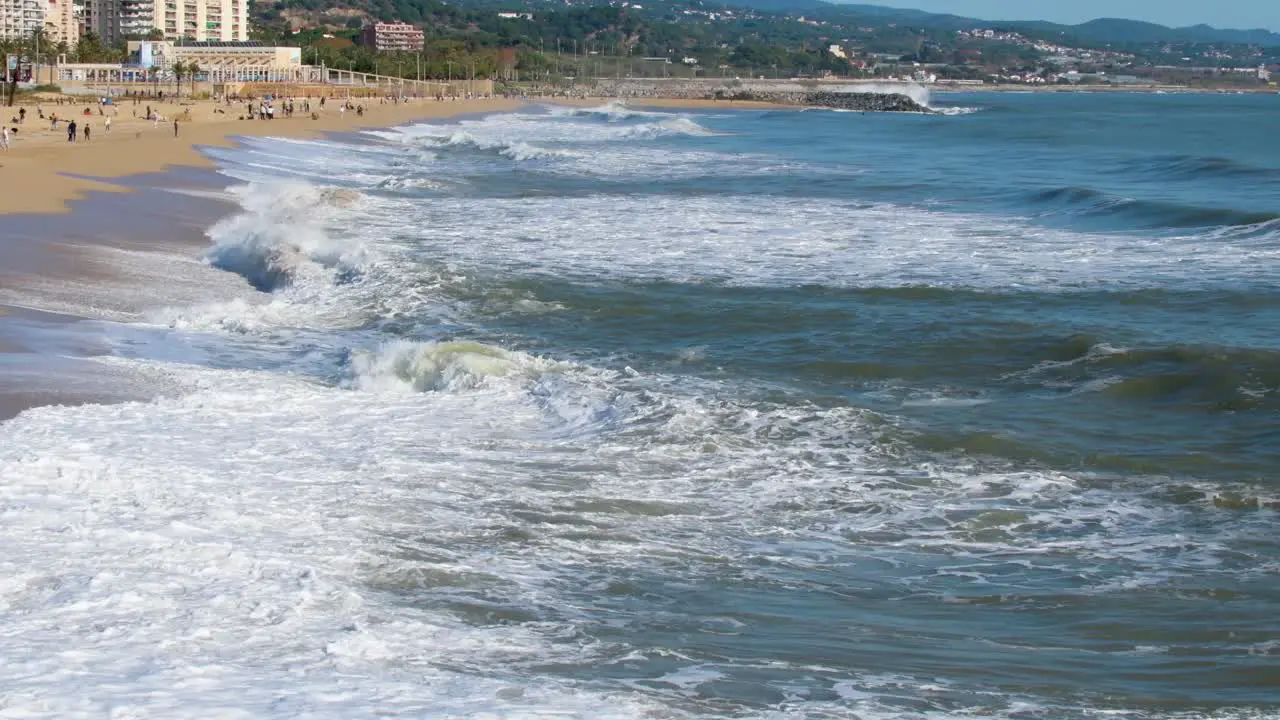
[67,120,76,142]
[1,126,9,150]
[174,118,179,137]
[18,107,24,124]
[83,123,90,142]
[105,116,111,133]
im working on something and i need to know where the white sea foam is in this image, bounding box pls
[0,348,1267,716]
[0,363,675,718]
[346,193,1277,292]
[933,105,982,116]
[2,105,1270,718]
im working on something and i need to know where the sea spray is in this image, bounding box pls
[204,182,370,291]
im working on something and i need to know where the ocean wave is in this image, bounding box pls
[1027,185,1280,230]
[204,183,370,292]
[2,331,1274,716]
[1012,337,1280,411]
[345,339,550,393]
[1120,153,1280,181]
[616,116,719,138]
[545,100,668,121]
[359,193,1280,292]
[434,130,573,161]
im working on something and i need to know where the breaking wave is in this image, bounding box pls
[346,339,549,393]
[435,130,572,161]
[616,116,719,138]
[204,183,369,292]
[547,100,666,121]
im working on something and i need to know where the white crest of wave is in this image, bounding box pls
[347,339,549,393]
[619,116,718,138]
[546,100,667,121]
[434,129,570,161]
[204,182,371,292]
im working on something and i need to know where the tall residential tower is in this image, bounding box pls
[1,0,79,47]
[85,0,247,44]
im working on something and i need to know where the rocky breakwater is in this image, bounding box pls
[718,89,933,113]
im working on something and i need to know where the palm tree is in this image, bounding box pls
[186,62,200,97]
[172,61,187,97]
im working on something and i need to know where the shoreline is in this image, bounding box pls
[0,97,523,422]
[0,96,523,215]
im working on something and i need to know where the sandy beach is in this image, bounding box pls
[0,95,522,215]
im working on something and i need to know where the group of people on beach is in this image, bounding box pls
[0,86,495,150]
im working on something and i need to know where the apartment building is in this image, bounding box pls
[359,22,424,52]
[80,0,118,42]
[0,0,77,46]
[88,0,246,43]
[0,0,45,42]
[43,0,77,45]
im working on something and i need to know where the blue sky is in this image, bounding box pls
[848,1,1280,30]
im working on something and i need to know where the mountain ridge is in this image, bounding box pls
[721,0,1280,46]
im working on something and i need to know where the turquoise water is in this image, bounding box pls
[2,93,1276,717]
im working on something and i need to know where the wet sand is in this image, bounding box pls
[0,171,247,421]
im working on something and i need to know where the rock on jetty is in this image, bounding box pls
[715,89,933,113]
[572,80,935,114]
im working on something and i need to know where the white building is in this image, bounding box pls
[130,39,301,81]
[0,0,78,47]
[86,0,247,44]
[0,0,45,42]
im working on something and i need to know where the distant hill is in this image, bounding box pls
[715,0,1280,46]
[1058,18,1280,46]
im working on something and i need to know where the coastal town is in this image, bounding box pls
[0,0,1276,97]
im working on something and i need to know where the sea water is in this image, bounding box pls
[0,92,1277,718]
